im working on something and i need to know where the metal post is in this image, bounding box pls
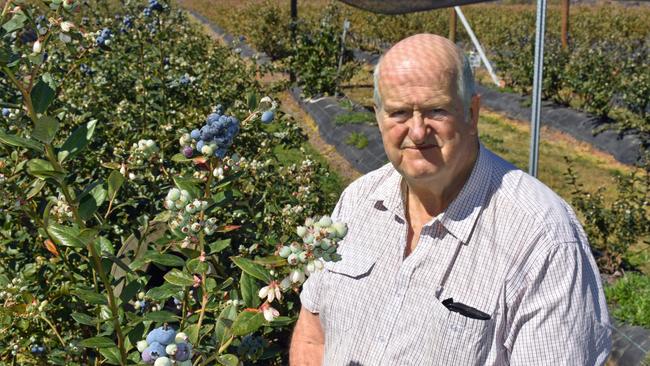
[335,19,350,96]
[454,7,501,87]
[529,0,547,177]
[449,8,457,43]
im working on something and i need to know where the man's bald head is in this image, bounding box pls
[373,34,476,120]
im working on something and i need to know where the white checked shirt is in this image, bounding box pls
[300,144,611,365]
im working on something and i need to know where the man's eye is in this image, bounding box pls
[389,110,408,118]
[426,109,448,118]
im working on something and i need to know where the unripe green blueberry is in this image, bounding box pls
[314,259,324,270]
[175,332,189,344]
[165,343,177,356]
[204,226,214,236]
[136,340,148,353]
[207,217,217,225]
[320,239,331,250]
[164,199,174,209]
[278,246,292,258]
[319,215,332,227]
[190,223,201,233]
[298,251,307,263]
[201,145,213,156]
[306,261,315,273]
[200,201,209,210]
[303,234,314,244]
[332,222,347,238]
[179,190,190,203]
[287,253,298,265]
[322,253,331,262]
[154,357,172,366]
[296,226,307,237]
[290,242,301,253]
[168,188,181,201]
[185,204,196,214]
[304,217,314,226]
[138,291,145,300]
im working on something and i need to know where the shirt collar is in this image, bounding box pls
[439,143,492,244]
[367,144,493,245]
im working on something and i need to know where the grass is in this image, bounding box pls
[605,272,650,328]
[335,111,375,126]
[345,132,369,149]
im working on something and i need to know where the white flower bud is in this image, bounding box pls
[128,172,136,180]
[258,286,269,299]
[290,269,305,284]
[60,21,74,33]
[33,40,42,53]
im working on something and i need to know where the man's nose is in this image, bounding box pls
[408,111,428,144]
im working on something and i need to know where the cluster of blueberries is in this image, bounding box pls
[121,15,134,33]
[79,63,94,76]
[144,0,164,17]
[182,105,239,159]
[138,325,193,365]
[278,215,346,272]
[96,28,112,48]
[30,345,46,355]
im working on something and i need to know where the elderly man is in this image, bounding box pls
[290,34,611,365]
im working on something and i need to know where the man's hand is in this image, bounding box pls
[290,306,324,366]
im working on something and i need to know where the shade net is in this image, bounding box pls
[338,0,495,14]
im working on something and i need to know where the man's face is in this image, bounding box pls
[375,58,479,185]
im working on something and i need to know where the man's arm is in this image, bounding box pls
[290,307,324,366]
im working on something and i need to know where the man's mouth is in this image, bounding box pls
[402,144,437,150]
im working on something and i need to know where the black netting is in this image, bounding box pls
[337,0,495,14]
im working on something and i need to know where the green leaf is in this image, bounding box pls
[78,183,107,220]
[32,115,59,144]
[253,255,287,267]
[107,170,125,201]
[79,336,116,348]
[231,257,271,282]
[30,78,56,114]
[184,323,200,344]
[173,176,202,199]
[26,179,46,200]
[99,347,121,365]
[0,129,44,152]
[71,312,97,326]
[144,311,178,323]
[247,92,259,111]
[102,251,133,275]
[231,310,265,336]
[217,354,239,366]
[2,12,27,33]
[59,119,97,163]
[27,158,64,181]
[47,224,85,248]
[163,269,195,287]
[171,153,193,162]
[215,304,237,346]
[240,272,260,308]
[186,257,209,274]
[144,251,185,267]
[208,239,231,255]
[72,288,107,305]
[146,283,182,301]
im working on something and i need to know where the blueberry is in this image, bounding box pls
[190,129,201,140]
[141,341,166,364]
[196,140,205,152]
[2,108,10,117]
[174,342,192,361]
[146,325,176,345]
[182,146,193,158]
[261,110,275,124]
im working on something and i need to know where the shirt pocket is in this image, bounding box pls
[427,298,498,365]
[322,256,376,334]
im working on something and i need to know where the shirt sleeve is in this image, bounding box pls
[299,188,349,313]
[504,240,612,365]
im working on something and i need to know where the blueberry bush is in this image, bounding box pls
[0,0,346,364]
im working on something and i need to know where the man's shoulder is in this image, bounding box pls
[340,162,395,203]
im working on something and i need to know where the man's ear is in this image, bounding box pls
[374,104,384,132]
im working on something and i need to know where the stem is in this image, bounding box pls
[40,314,66,348]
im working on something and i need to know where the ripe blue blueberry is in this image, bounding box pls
[182,146,193,158]
[141,341,166,364]
[196,140,205,152]
[2,108,9,117]
[190,129,201,140]
[261,110,274,124]
[146,325,176,345]
[174,342,192,361]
